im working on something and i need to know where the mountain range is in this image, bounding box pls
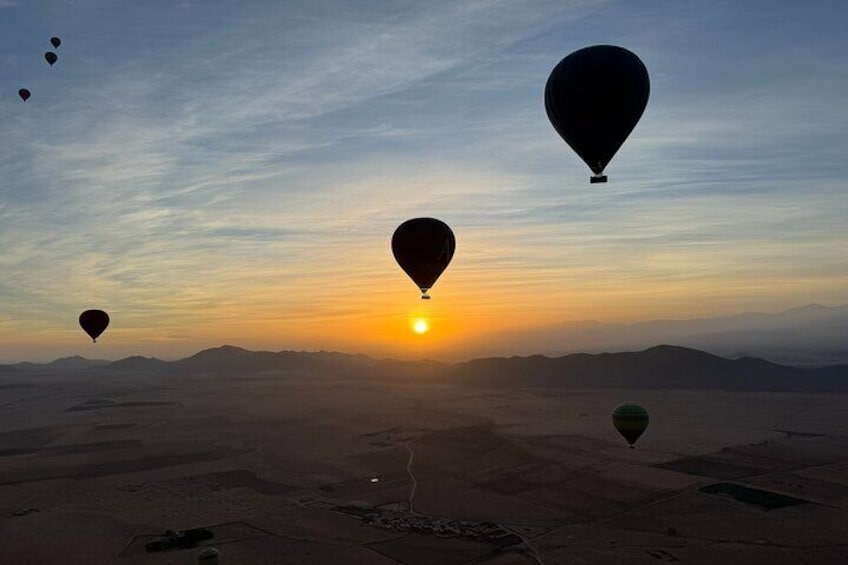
[472,303,848,366]
[3,344,847,393]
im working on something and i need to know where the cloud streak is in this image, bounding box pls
[1,1,847,361]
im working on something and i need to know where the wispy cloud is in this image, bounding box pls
[1,1,847,361]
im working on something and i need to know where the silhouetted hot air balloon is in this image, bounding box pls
[392,218,455,299]
[198,547,219,564]
[18,88,31,101]
[79,309,110,342]
[44,51,58,66]
[545,45,650,183]
[612,404,649,448]
[50,37,62,49]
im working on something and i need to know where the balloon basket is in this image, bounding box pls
[421,295,431,300]
[590,175,608,184]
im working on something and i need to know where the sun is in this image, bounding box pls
[412,319,429,335]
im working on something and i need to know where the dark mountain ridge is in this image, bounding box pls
[476,303,848,366]
[3,344,847,393]
[450,345,828,391]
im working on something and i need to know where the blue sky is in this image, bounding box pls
[1,1,847,361]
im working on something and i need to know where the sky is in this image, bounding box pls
[1,0,847,362]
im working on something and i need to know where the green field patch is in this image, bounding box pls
[699,482,809,510]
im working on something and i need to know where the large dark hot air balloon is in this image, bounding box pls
[612,404,649,448]
[50,37,62,49]
[545,45,650,183]
[44,51,58,66]
[392,218,455,299]
[18,88,31,101]
[79,309,110,343]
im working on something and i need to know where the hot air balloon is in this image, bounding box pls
[198,547,219,564]
[545,45,650,183]
[18,88,31,101]
[612,404,649,448]
[44,51,58,66]
[50,37,62,49]
[392,218,455,299]
[79,309,110,342]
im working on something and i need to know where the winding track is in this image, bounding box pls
[402,440,544,564]
[403,442,417,513]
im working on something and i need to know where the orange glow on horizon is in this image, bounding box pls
[6,244,839,364]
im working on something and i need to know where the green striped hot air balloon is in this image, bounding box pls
[612,404,649,448]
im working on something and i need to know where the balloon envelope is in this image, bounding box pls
[545,45,649,182]
[79,309,110,342]
[612,404,649,447]
[392,218,455,299]
[18,88,31,101]
[50,37,61,48]
[198,547,219,563]
[44,51,58,65]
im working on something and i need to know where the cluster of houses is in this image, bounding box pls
[361,510,522,546]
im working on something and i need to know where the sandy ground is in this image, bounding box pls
[0,367,846,564]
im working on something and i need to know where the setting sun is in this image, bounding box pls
[412,319,430,335]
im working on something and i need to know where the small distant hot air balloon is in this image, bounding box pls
[198,547,219,564]
[50,37,62,49]
[392,218,455,300]
[18,88,31,101]
[612,404,649,448]
[79,309,110,343]
[545,45,650,183]
[44,51,58,66]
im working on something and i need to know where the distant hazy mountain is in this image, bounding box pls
[13,355,111,372]
[172,345,382,374]
[105,356,169,371]
[478,304,848,367]
[2,344,846,393]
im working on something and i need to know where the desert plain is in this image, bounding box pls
[1,355,847,564]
